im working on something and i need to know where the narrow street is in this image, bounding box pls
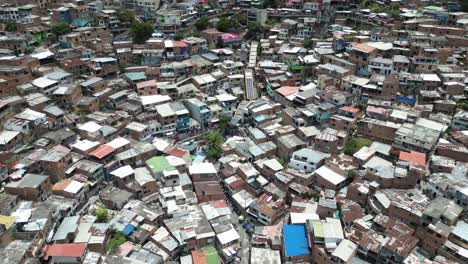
[229,201,251,263]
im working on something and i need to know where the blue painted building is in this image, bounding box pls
[170,102,191,131]
[316,102,336,124]
[56,7,72,24]
[185,98,211,127]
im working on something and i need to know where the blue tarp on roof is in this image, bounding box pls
[397,96,416,104]
[283,224,310,257]
[122,224,134,236]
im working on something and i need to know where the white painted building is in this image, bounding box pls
[289,148,330,173]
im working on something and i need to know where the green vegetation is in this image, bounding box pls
[51,23,71,37]
[95,207,108,223]
[174,33,184,41]
[232,14,247,26]
[216,17,240,32]
[206,131,224,160]
[195,17,209,31]
[263,0,281,8]
[265,17,280,25]
[348,170,360,178]
[461,0,468,12]
[303,38,314,49]
[99,102,107,111]
[277,158,287,167]
[370,3,381,13]
[117,9,136,25]
[214,14,250,33]
[360,0,368,9]
[246,22,265,40]
[191,31,201,37]
[362,1,400,16]
[107,230,127,253]
[5,21,17,32]
[388,3,400,16]
[219,115,232,131]
[307,189,320,202]
[360,0,399,16]
[130,21,154,44]
[457,99,468,111]
[216,17,230,32]
[344,137,373,156]
[23,46,34,55]
[356,101,368,111]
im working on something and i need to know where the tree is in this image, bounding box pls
[344,138,373,156]
[205,131,224,160]
[206,131,224,148]
[303,38,314,49]
[360,0,368,9]
[216,15,247,32]
[356,101,368,111]
[390,3,400,12]
[5,21,17,32]
[370,3,381,13]
[217,17,232,32]
[263,0,281,8]
[461,0,468,12]
[174,33,184,41]
[457,99,468,111]
[219,115,232,131]
[117,9,135,25]
[130,21,154,44]
[246,22,265,40]
[107,230,127,253]
[51,23,71,37]
[24,46,34,55]
[95,207,108,223]
[232,14,247,26]
[99,102,107,111]
[388,3,400,16]
[216,17,239,33]
[192,31,201,38]
[307,189,320,201]
[266,18,280,25]
[206,147,222,160]
[48,34,58,42]
[462,102,468,111]
[195,17,209,31]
